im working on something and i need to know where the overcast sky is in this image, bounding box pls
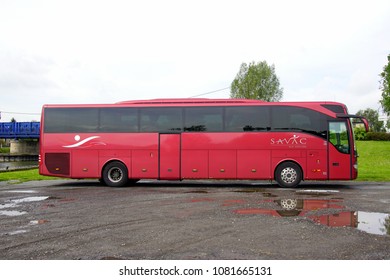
[1,0,389,122]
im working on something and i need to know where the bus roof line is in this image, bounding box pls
[116,98,266,105]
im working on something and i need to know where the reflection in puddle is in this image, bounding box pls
[0,203,17,209]
[296,190,340,194]
[308,212,357,228]
[233,189,266,193]
[0,196,50,216]
[0,196,49,209]
[12,196,49,203]
[190,198,214,203]
[296,190,340,197]
[0,210,28,216]
[233,198,390,236]
[222,199,246,207]
[275,198,344,211]
[357,212,390,236]
[6,190,38,194]
[8,229,28,235]
[29,219,49,225]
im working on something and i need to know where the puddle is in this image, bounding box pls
[222,199,246,206]
[12,196,49,203]
[29,219,49,225]
[1,196,50,209]
[232,189,279,198]
[6,190,38,194]
[0,210,28,216]
[297,190,340,194]
[1,219,49,236]
[0,196,50,216]
[296,189,340,197]
[7,229,28,235]
[262,192,278,198]
[233,198,390,236]
[275,198,344,211]
[233,189,266,193]
[47,196,62,200]
[0,203,17,209]
[356,211,390,236]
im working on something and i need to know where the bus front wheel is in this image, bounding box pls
[275,162,302,188]
[102,161,129,187]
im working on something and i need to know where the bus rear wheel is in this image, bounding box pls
[275,162,302,188]
[102,161,129,187]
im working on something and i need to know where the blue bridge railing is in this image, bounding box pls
[0,122,40,139]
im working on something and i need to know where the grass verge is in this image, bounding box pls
[356,141,390,181]
[0,168,58,184]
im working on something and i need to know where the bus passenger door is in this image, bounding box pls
[159,133,181,180]
[328,121,352,180]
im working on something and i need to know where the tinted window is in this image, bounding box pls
[100,108,138,132]
[271,106,329,138]
[225,106,270,131]
[140,108,182,132]
[321,104,345,114]
[184,107,223,132]
[44,108,98,133]
[44,105,332,137]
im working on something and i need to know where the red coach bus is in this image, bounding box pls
[39,99,369,188]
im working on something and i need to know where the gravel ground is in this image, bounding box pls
[0,180,389,260]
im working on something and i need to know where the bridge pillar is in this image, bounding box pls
[10,140,39,155]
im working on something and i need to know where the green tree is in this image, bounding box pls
[356,108,385,132]
[380,54,390,115]
[230,61,283,101]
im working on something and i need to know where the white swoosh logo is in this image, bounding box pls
[63,136,101,148]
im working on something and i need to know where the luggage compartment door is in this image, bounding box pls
[159,133,181,180]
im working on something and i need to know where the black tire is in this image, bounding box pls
[275,162,302,188]
[102,161,128,187]
[128,179,140,185]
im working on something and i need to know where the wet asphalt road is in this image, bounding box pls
[0,179,390,260]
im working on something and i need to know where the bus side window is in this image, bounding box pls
[184,107,222,132]
[140,110,158,132]
[225,106,270,132]
[44,108,98,133]
[140,108,182,132]
[99,108,138,132]
[162,108,182,131]
[272,106,328,138]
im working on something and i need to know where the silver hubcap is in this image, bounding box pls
[280,199,298,210]
[108,167,123,183]
[280,167,297,184]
